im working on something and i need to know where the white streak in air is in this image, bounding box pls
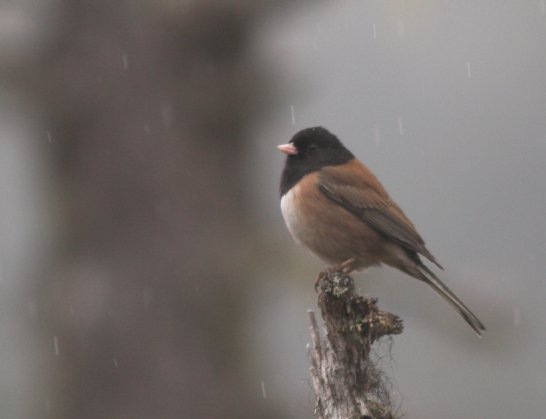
[260,380,267,399]
[313,23,321,50]
[290,105,296,125]
[513,307,521,327]
[122,54,129,70]
[143,288,151,307]
[396,19,405,40]
[53,336,59,356]
[373,126,381,146]
[397,117,404,136]
[113,359,119,368]
[47,131,52,143]
[466,61,472,78]
[372,23,377,39]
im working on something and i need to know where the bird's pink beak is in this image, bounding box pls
[277,143,298,155]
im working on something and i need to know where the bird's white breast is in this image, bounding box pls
[280,187,304,245]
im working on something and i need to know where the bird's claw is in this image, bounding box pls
[314,258,355,292]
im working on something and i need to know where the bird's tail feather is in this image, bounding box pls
[417,263,486,337]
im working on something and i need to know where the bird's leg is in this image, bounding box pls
[333,258,356,275]
[314,258,356,292]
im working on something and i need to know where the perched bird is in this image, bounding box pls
[278,126,485,336]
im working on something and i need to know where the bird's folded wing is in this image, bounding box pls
[318,166,443,269]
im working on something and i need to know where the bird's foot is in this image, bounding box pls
[333,258,356,275]
[314,258,355,292]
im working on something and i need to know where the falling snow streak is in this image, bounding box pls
[290,105,296,125]
[372,23,377,39]
[373,126,381,146]
[53,336,59,356]
[513,307,521,327]
[466,61,472,78]
[312,23,320,51]
[396,19,405,40]
[143,288,151,307]
[260,380,267,399]
[397,117,404,136]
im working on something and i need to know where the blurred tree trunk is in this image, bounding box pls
[24,1,292,418]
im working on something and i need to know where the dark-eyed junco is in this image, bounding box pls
[278,126,485,336]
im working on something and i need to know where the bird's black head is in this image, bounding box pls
[279,127,354,196]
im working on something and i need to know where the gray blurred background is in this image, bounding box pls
[1,1,545,418]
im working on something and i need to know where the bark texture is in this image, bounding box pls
[309,271,404,419]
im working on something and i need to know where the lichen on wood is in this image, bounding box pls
[308,270,403,419]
